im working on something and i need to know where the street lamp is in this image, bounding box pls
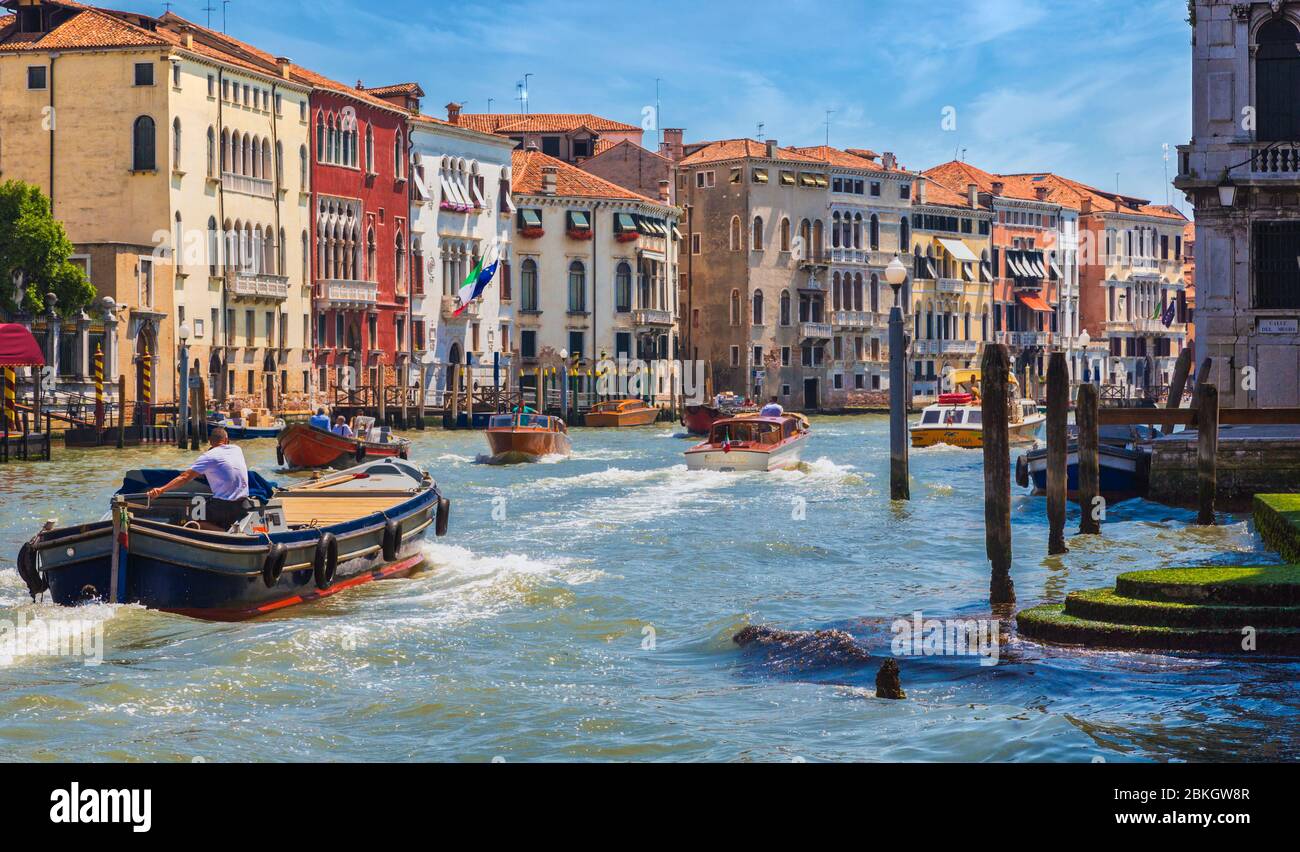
[177,322,192,450]
[885,254,910,501]
[1216,171,1237,208]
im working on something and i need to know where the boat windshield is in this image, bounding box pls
[922,410,942,424]
[967,410,983,425]
[711,421,781,445]
[489,415,515,428]
[518,414,551,430]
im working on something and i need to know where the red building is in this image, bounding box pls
[304,72,414,396]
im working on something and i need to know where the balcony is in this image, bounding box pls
[799,322,833,342]
[227,271,289,301]
[797,252,831,271]
[316,279,378,308]
[222,171,274,199]
[1251,143,1300,176]
[936,278,964,294]
[942,340,979,356]
[832,310,881,330]
[632,309,673,328]
[441,294,479,319]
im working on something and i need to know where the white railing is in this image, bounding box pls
[936,278,964,294]
[832,310,879,329]
[228,272,289,300]
[317,279,378,306]
[942,340,979,356]
[1251,143,1300,175]
[800,322,833,340]
[632,309,673,327]
[222,172,274,199]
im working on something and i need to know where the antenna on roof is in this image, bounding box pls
[222,0,231,33]
[1162,142,1171,206]
[487,98,494,113]
[202,1,215,27]
[162,1,174,13]
[757,122,765,142]
[824,110,834,148]
[517,73,533,115]
[656,78,663,150]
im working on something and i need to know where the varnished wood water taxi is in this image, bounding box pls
[910,369,1045,449]
[485,412,572,463]
[685,413,810,471]
[278,416,410,470]
[585,398,660,427]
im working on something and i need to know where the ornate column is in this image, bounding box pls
[44,294,62,383]
[75,309,91,382]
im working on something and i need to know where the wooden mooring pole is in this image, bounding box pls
[416,366,427,431]
[1167,348,1193,409]
[1076,383,1101,535]
[1197,382,1219,526]
[981,343,1015,605]
[1046,351,1069,556]
[116,375,126,449]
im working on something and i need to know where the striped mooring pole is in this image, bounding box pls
[94,345,105,429]
[2,367,16,433]
[141,344,153,424]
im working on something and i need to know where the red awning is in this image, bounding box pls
[0,324,46,368]
[1017,294,1053,313]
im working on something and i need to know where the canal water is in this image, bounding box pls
[1,416,1295,762]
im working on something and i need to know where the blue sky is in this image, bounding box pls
[125,0,1191,211]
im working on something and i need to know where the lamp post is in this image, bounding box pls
[886,254,910,501]
[176,322,192,449]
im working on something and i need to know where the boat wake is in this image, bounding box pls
[770,457,868,486]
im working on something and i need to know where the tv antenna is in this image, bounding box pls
[824,109,834,148]
[223,0,231,32]
[756,122,765,142]
[202,1,215,27]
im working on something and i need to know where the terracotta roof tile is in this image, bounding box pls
[677,138,825,166]
[361,82,424,99]
[457,113,641,135]
[0,6,168,51]
[512,149,667,205]
[788,145,910,174]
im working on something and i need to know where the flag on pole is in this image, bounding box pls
[454,244,500,317]
[1161,299,1178,328]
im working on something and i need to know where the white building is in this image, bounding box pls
[408,107,516,403]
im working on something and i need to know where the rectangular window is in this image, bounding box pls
[246,310,256,344]
[781,346,791,366]
[541,136,562,157]
[27,66,46,90]
[172,63,181,88]
[1253,221,1300,309]
[521,330,537,359]
[616,332,632,359]
[730,345,740,367]
[691,234,701,255]
[134,62,154,87]
[696,171,716,188]
[870,182,881,197]
[207,75,215,97]
[568,331,584,359]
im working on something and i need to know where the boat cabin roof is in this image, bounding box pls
[593,398,649,412]
[489,412,566,432]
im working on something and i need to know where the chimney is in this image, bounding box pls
[446,102,462,125]
[766,139,778,159]
[1113,197,1121,212]
[968,182,978,208]
[991,181,1005,197]
[1035,186,1049,201]
[915,178,927,204]
[660,128,684,162]
[541,165,558,196]
[658,179,671,204]
[180,25,194,49]
[356,80,364,90]
[525,142,539,153]
[276,57,292,79]
[882,151,897,170]
[1080,197,1093,216]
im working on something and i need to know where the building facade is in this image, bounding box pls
[511,148,680,404]
[1174,0,1300,407]
[452,111,644,165]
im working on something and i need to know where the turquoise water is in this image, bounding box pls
[0,416,1295,762]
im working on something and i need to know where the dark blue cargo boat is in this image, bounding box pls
[16,459,450,621]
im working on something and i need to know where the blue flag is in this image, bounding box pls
[453,253,500,317]
[1161,300,1177,328]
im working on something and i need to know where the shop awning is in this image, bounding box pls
[0,324,45,368]
[567,210,591,230]
[1017,294,1053,313]
[980,262,993,283]
[1048,255,1063,279]
[615,213,637,234]
[937,237,979,263]
[519,209,542,228]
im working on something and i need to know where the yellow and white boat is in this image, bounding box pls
[909,369,1044,449]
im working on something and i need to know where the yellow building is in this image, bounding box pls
[908,175,995,394]
[0,1,313,413]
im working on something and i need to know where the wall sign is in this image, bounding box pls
[1258,318,1298,334]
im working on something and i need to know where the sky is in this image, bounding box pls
[117,0,1193,212]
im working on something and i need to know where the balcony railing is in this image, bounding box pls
[832,310,882,330]
[936,278,964,294]
[1251,143,1300,175]
[316,279,378,307]
[441,294,479,319]
[799,322,833,341]
[942,340,979,356]
[632,309,673,328]
[222,171,274,199]
[227,271,289,301]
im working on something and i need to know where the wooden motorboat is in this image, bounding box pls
[209,411,285,440]
[18,459,450,621]
[277,416,410,470]
[684,414,810,471]
[910,370,1045,449]
[1018,425,1161,502]
[585,398,660,427]
[485,412,571,463]
[683,396,760,436]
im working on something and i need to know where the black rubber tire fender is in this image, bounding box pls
[262,542,288,588]
[276,445,285,467]
[16,540,48,600]
[435,497,451,538]
[382,518,402,562]
[355,443,366,463]
[313,532,338,590]
[1015,454,1030,489]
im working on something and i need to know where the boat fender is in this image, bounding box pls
[399,444,409,461]
[276,445,285,467]
[16,539,48,601]
[435,497,451,538]
[355,443,366,463]
[1015,454,1029,489]
[262,542,288,588]
[313,532,338,590]
[382,518,402,562]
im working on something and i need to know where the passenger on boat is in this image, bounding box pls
[332,417,355,438]
[145,427,251,531]
[760,396,784,418]
[309,408,331,431]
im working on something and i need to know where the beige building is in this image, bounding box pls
[511,148,680,405]
[675,139,915,410]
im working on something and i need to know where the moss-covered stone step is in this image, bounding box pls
[1255,494,1300,564]
[1064,587,1300,629]
[1114,565,1300,606]
[1017,605,1300,654]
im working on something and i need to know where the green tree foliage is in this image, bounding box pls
[0,180,96,317]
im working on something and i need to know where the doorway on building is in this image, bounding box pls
[263,352,278,410]
[803,378,819,411]
[133,323,158,422]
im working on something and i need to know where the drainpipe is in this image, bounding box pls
[217,69,228,404]
[48,52,58,211]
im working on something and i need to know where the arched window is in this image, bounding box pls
[262,138,272,181]
[853,213,863,249]
[275,141,284,187]
[366,227,376,280]
[207,217,219,276]
[394,130,405,178]
[869,214,880,251]
[900,216,910,251]
[752,216,764,251]
[1259,17,1300,142]
[568,260,586,312]
[832,272,842,310]
[729,216,742,251]
[729,289,741,326]
[315,112,325,162]
[812,219,824,259]
[799,219,811,253]
[780,290,791,326]
[522,258,539,311]
[615,262,632,312]
[174,211,183,264]
[132,116,156,171]
[365,125,374,173]
[832,212,841,249]
[395,231,406,291]
[299,145,308,190]
[752,289,764,325]
[780,218,791,252]
[172,118,182,170]
[301,231,309,284]
[870,274,880,313]
[206,126,215,177]
[854,273,864,312]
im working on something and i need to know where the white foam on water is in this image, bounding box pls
[399,542,605,627]
[770,456,868,486]
[435,453,476,464]
[527,466,667,492]
[574,448,644,462]
[0,601,121,669]
[549,464,735,532]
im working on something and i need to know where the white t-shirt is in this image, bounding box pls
[760,403,784,417]
[191,443,250,501]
